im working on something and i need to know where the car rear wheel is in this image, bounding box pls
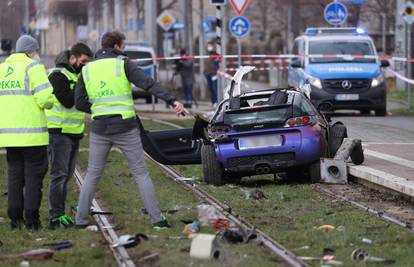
[201,144,225,186]
[329,124,347,157]
[308,161,321,183]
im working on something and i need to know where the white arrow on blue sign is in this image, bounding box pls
[229,16,250,38]
[324,2,348,26]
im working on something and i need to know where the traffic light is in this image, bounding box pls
[209,0,228,6]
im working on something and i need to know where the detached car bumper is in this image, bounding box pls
[309,83,386,110]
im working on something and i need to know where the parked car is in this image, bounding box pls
[288,27,389,116]
[138,67,356,186]
[124,42,158,103]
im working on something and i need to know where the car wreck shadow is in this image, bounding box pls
[239,174,312,188]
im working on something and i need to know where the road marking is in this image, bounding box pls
[364,149,414,169]
[349,165,414,198]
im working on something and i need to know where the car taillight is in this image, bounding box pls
[284,116,315,127]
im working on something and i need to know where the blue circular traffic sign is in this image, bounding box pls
[324,2,348,26]
[229,16,250,38]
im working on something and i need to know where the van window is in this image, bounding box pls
[309,40,375,63]
[124,51,154,66]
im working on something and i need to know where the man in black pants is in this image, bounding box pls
[46,43,92,229]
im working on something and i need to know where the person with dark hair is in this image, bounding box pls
[0,35,53,230]
[204,42,219,106]
[74,31,185,229]
[45,42,92,229]
[174,48,195,108]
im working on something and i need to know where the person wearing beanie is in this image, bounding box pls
[0,35,54,231]
[45,43,92,229]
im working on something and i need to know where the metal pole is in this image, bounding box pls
[102,0,109,33]
[216,5,222,104]
[198,0,206,99]
[287,5,293,53]
[381,13,386,53]
[188,0,193,55]
[23,0,29,33]
[409,24,413,110]
[237,38,242,67]
[114,0,121,30]
[220,5,228,101]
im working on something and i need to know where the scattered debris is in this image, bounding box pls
[0,249,54,261]
[0,217,4,223]
[112,233,148,249]
[190,234,221,260]
[42,241,73,251]
[323,247,336,255]
[318,225,336,230]
[197,204,226,227]
[323,255,336,261]
[240,189,251,200]
[351,249,396,264]
[293,245,310,251]
[252,190,267,200]
[85,225,99,232]
[177,176,199,182]
[19,261,29,267]
[183,220,201,237]
[137,252,160,263]
[222,228,257,243]
[148,235,186,240]
[336,225,346,232]
[35,238,45,242]
[361,238,373,244]
[211,219,230,230]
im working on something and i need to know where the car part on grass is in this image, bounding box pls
[112,234,148,249]
[0,249,54,261]
[314,185,414,231]
[147,155,309,267]
[321,138,364,184]
[19,260,29,267]
[222,228,257,244]
[212,218,230,229]
[190,234,222,260]
[41,241,73,251]
[323,247,336,255]
[361,238,373,244]
[318,225,336,230]
[183,220,201,237]
[74,167,136,267]
[351,249,396,264]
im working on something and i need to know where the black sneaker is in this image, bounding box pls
[74,224,88,229]
[153,216,171,230]
[10,220,24,230]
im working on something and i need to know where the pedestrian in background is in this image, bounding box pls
[204,42,219,107]
[174,48,195,108]
[74,31,186,229]
[46,43,92,229]
[0,35,53,230]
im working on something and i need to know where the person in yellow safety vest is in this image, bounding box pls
[45,43,92,229]
[74,31,186,229]
[0,35,54,231]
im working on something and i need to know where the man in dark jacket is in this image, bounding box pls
[74,31,185,229]
[174,48,195,108]
[46,43,92,229]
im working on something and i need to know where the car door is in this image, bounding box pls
[136,117,203,165]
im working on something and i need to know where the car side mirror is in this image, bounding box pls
[290,59,303,68]
[380,60,390,68]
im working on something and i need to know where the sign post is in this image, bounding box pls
[229,16,250,68]
[324,1,348,26]
[402,2,414,110]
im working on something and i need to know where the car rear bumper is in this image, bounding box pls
[309,83,386,110]
[216,125,326,175]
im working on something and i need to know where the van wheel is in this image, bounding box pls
[201,144,225,186]
[329,124,347,157]
[375,107,386,117]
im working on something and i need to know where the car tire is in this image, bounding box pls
[375,107,386,117]
[329,124,347,158]
[350,141,364,165]
[201,144,225,186]
[308,161,321,183]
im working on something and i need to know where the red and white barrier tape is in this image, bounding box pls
[225,66,289,72]
[386,69,414,85]
[131,53,412,63]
